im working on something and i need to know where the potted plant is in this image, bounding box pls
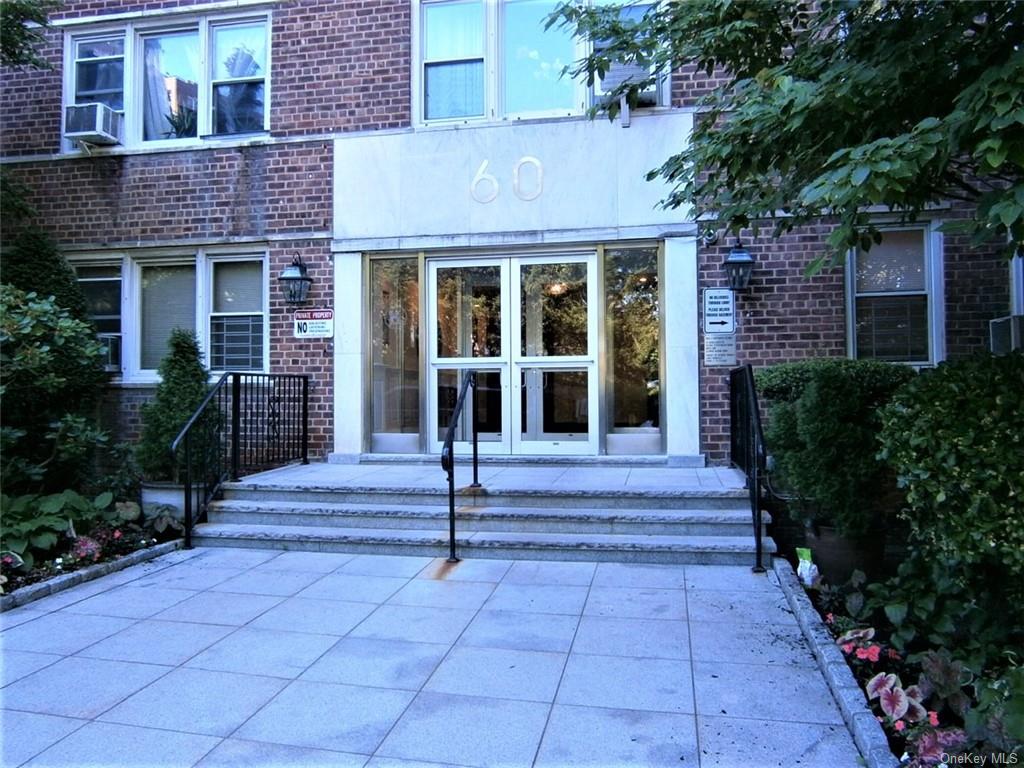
[136,329,210,520]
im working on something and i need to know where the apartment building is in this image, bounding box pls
[1,0,1019,466]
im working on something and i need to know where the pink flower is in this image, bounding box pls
[888,649,901,660]
[841,643,855,655]
[894,720,905,732]
[865,645,881,663]
[929,711,940,727]
[856,647,869,659]
[825,613,834,624]
[113,530,122,540]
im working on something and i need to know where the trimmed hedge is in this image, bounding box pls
[755,358,915,537]
[878,352,1024,592]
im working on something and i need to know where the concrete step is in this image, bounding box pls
[220,482,749,511]
[190,523,776,566]
[207,499,769,537]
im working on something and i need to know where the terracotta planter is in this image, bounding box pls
[140,481,202,522]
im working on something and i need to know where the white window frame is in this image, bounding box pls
[62,12,271,152]
[845,223,945,367]
[205,253,270,374]
[74,258,125,373]
[414,0,628,126]
[67,248,269,383]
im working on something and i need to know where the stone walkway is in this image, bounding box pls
[1,548,861,767]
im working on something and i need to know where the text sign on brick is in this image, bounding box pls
[293,309,334,339]
[704,333,737,367]
[703,289,735,334]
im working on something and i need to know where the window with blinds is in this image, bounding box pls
[853,229,930,363]
[141,264,196,369]
[210,260,264,371]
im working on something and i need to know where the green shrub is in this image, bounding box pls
[0,286,108,492]
[755,358,915,537]
[878,352,1024,597]
[136,329,211,481]
[2,228,90,321]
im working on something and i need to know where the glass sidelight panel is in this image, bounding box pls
[605,247,660,429]
[436,265,502,358]
[371,259,420,433]
[520,368,588,441]
[436,369,503,441]
[519,262,588,356]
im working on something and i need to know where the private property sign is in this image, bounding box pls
[703,289,735,334]
[293,309,334,338]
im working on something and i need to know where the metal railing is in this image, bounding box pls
[170,372,310,548]
[729,364,768,573]
[439,370,481,563]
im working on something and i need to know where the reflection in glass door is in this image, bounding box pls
[427,254,597,455]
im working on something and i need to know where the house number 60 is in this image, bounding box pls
[471,157,544,204]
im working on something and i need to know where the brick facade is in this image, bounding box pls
[1,1,1013,466]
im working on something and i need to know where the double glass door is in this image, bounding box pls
[428,253,598,455]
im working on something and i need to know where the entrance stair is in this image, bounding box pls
[192,460,776,566]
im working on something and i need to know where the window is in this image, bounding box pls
[848,228,942,364]
[65,14,268,148]
[71,250,267,380]
[416,0,665,124]
[76,265,122,371]
[592,4,662,109]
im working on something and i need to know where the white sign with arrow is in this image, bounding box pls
[703,289,735,334]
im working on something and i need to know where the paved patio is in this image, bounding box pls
[1,548,861,767]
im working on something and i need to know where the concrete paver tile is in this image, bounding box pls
[337,555,434,578]
[534,704,699,768]
[1,612,135,655]
[150,591,283,626]
[482,583,588,615]
[557,654,694,714]
[424,646,566,702]
[692,661,844,724]
[297,574,409,603]
[583,586,687,621]
[376,692,549,768]
[59,585,195,619]
[21,720,219,768]
[685,564,780,592]
[249,597,377,636]
[130,564,246,591]
[99,667,287,736]
[76,619,235,666]
[185,627,340,678]
[501,561,596,586]
[0,650,63,687]
[301,637,448,690]
[698,714,862,767]
[572,616,689,660]
[190,548,281,569]
[416,558,513,583]
[689,621,816,667]
[386,579,495,610]
[591,563,687,590]
[196,738,367,767]
[254,551,357,573]
[0,606,48,632]
[0,710,86,767]
[457,610,578,653]
[236,680,414,754]
[2,657,169,719]
[686,588,797,626]
[348,604,477,645]
[209,569,326,597]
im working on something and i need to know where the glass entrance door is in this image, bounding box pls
[427,253,598,455]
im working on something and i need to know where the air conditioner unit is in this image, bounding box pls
[599,61,659,108]
[990,315,1024,355]
[64,103,123,145]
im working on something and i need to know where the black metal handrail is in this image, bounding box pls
[440,369,481,563]
[729,364,768,573]
[170,372,310,548]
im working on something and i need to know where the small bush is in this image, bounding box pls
[878,352,1024,599]
[136,329,210,481]
[755,358,916,537]
[2,228,90,322]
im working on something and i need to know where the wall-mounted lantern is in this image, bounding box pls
[723,240,755,291]
[278,255,313,306]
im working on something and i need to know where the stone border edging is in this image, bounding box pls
[773,558,900,768]
[1,540,183,611]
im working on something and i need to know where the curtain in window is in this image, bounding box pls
[143,32,199,141]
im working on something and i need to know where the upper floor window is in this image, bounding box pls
[65,15,269,149]
[416,0,666,125]
[848,227,944,365]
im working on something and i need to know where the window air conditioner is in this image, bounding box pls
[989,315,1024,355]
[64,103,123,145]
[599,61,660,108]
